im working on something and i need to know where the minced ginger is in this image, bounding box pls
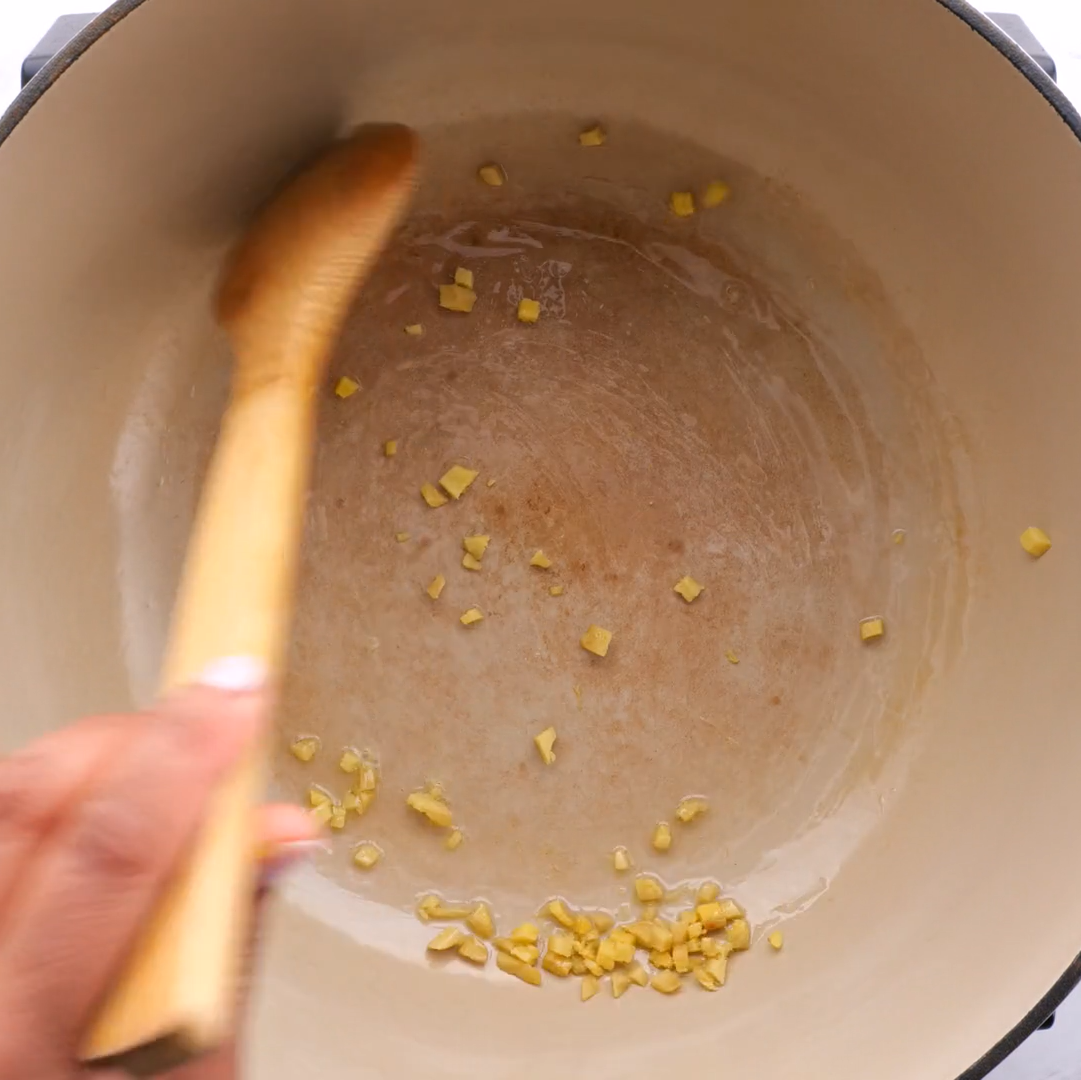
[534,726,557,765]
[289,736,319,762]
[440,465,479,499]
[580,624,613,657]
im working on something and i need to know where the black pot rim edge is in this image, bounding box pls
[1,1,1080,1077]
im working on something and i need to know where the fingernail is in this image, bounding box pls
[258,839,329,888]
[198,656,267,692]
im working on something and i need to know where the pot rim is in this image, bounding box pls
[0,2,1078,1076]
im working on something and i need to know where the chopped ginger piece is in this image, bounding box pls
[591,912,616,934]
[547,934,575,958]
[673,943,691,973]
[1021,526,1051,557]
[428,927,466,952]
[352,843,382,869]
[612,846,632,872]
[478,163,505,186]
[611,970,632,998]
[669,192,695,218]
[404,323,424,336]
[725,650,740,664]
[290,736,319,762]
[581,975,600,1001]
[676,796,709,823]
[534,726,557,765]
[579,125,606,147]
[310,802,333,825]
[458,936,489,964]
[596,939,618,971]
[697,882,720,904]
[720,899,744,922]
[859,616,885,641]
[416,894,441,919]
[635,876,664,904]
[517,298,541,324]
[407,791,454,828]
[342,790,361,812]
[357,762,379,793]
[702,180,731,208]
[462,552,483,571]
[768,931,784,950]
[651,971,682,994]
[339,749,362,773]
[694,966,719,991]
[542,953,572,977]
[421,482,448,508]
[706,954,729,985]
[652,822,673,852]
[416,895,475,922]
[530,550,552,569]
[543,900,577,929]
[440,464,479,499]
[549,585,564,597]
[674,575,704,602]
[460,607,484,626]
[334,376,360,398]
[445,828,464,850]
[509,923,538,945]
[439,283,477,313]
[510,944,539,965]
[696,902,727,931]
[628,962,649,987]
[329,806,347,830]
[395,531,410,543]
[496,951,542,985]
[384,439,397,457]
[463,535,490,560]
[726,918,752,951]
[426,574,446,600]
[580,624,613,657]
[454,267,474,290]
[892,528,906,544]
[308,786,332,807]
[467,903,495,939]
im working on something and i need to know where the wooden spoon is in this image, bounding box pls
[80,122,418,1075]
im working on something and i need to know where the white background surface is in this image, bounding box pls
[0,1,1080,1077]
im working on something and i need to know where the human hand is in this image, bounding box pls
[0,668,316,1080]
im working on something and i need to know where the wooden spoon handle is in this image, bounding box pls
[80,123,417,1075]
[82,382,317,1075]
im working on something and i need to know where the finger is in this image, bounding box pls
[0,679,264,1059]
[0,713,133,924]
[255,802,320,851]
